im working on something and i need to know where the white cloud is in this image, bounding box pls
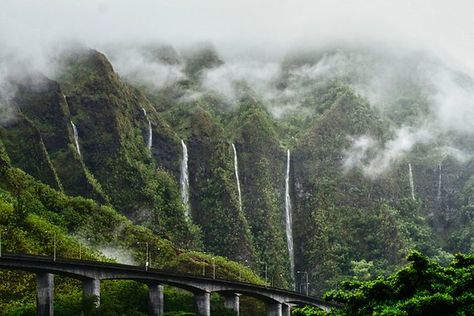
[1,0,474,70]
[108,47,185,89]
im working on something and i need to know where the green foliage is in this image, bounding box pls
[292,306,328,316]
[3,47,474,316]
[0,162,263,313]
[322,250,474,316]
[228,96,293,287]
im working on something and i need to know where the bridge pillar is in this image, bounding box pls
[266,302,282,316]
[148,284,164,316]
[195,292,210,316]
[82,278,100,306]
[36,272,54,316]
[223,293,240,315]
[282,303,291,316]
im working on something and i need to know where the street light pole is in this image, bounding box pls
[0,229,2,257]
[297,271,309,296]
[137,241,149,271]
[212,258,216,279]
[45,230,57,261]
[53,232,56,262]
[260,261,268,285]
[79,237,90,260]
[146,242,149,270]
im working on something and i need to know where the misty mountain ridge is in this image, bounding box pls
[1,43,474,303]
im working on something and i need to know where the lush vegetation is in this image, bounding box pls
[292,250,474,315]
[1,45,474,314]
[0,137,264,315]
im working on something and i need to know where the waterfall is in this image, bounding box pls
[180,140,190,217]
[71,121,81,156]
[141,108,152,150]
[408,163,415,200]
[231,144,243,212]
[437,163,442,202]
[285,149,295,284]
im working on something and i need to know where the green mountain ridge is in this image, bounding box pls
[1,45,474,314]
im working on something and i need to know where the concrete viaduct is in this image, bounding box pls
[0,254,336,316]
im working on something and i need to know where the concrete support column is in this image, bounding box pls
[223,293,240,315]
[195,292,210,316]
[148,284,164,316]
[267,302,282,316]
[82,278,100,306]
[36,272,54,316]
[282,304,291,316]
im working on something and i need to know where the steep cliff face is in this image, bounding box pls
[2,45,474,299]
[231,98,291,287]
[290,86,431,292]
[54,49,199,247]
[0,110,61,191]
[9,73,108,202]
[186,106,255,262]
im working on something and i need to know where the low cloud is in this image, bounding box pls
[343,127,435,178]
[99,246,136,265]
[107,47,185,90]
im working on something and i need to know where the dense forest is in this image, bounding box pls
[1,43,474,315]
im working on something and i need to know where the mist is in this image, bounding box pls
[2,0,474,67]
[1,0,474,178]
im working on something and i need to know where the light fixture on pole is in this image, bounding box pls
[53,232,56,261]
[137,241,149,271]
[46,231,57,261]
[212,257,216,279]
[259,261,268,285]
[297,271,309,296]
[79,237,91,260]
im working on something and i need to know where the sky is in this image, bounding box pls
[2,0,474,178]
[1,0,474,69]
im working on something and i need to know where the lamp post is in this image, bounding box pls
[0,229,2,257]
[260,261,268,285]
[53,232,56,261]
[79,237,90,260]
[137,242,149,271]
[239,258,249,282]
[297,271,309,296]
[46,231,57,261]
[212,257,216,279]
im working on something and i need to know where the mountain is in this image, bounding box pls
[1,44,474,313]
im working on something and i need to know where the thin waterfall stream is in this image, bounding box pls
[409,163,415,200]
[437,162,442,202]
[141,108,152,150]
[285,149,295,285]
[71,121,81,156]
[180,140,190,217]
[231,143,243,212]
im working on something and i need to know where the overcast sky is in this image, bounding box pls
[1,0,474,68]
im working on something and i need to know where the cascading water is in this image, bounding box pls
[437,162,442,202]
[408,163,415,200]
[231,144,243,212]
[71,121,81,156]
[180,140,190,217]
[141,108,152,150]
[285,149,295,285]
